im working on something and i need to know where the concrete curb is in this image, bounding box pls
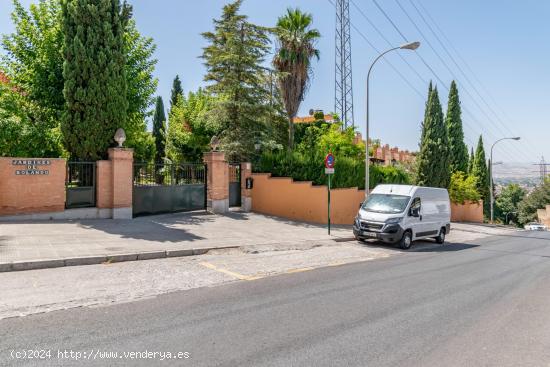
[0,246,240,273]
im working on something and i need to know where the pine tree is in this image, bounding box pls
[416,86,450,188]
[170,75,183,111]
[472,135,489,207]
[445,80,469,173]
[152,96,166,163]
[61,0,131,160]
[201,0,270,160]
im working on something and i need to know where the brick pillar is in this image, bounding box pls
[203,151,229,213]
[108,148,133,219]
[241,162,252,212]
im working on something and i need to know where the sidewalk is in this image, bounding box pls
[0,211,352,272]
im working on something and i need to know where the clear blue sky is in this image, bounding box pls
[2,0,549,164]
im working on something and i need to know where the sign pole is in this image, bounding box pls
[328,173,331,235]
[324,152,335,236]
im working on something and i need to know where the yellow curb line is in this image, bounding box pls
[199,262,263,281]
[285,267,315,274]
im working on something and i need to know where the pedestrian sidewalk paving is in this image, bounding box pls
[0,211,352,272]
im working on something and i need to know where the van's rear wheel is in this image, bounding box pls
[399,231,413,250]
[435,228,446,244]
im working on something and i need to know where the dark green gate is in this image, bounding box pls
[133,162,206,216]
[229,163,241,207]
[66,162,96,208]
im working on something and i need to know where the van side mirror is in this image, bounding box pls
[410,207,420,217]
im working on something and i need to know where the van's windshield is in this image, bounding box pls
[361,194,411,214]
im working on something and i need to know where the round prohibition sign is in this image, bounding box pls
[324,153,335,169]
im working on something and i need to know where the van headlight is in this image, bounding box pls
[385,217,402,225]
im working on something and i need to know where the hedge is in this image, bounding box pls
[254,152,410,189]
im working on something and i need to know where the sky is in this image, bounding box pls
[1,0,549,165]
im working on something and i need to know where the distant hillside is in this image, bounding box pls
[493,162,540,187]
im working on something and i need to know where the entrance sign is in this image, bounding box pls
[325,168,334,174]
[12,159,51,175]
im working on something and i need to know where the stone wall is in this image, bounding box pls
[0,158,66,216]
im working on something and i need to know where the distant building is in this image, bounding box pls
[354,132,416,166]
[292,114,337,124]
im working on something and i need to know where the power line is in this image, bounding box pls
[410,0,540,162]
[380,0,530,163]
[366,0,517,160]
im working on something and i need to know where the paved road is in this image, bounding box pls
[1,231,550,366]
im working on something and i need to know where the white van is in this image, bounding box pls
[353,184,451,249]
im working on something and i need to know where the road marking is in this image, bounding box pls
[199,262,263,281]
[285,267,314,274]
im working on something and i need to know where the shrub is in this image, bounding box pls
[254,151,410,189]
[448,171,481,204]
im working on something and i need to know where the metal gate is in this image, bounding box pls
[66,162,96,208]
[229,163,241,207]
[133,162,206,216]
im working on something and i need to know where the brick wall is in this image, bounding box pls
[251,173,364,225]
[451,201,483,223]
[0,158,66,216]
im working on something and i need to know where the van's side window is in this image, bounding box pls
[410,197,421,214]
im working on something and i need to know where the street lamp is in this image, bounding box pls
[490,137,520,223]
[365,41,420,197]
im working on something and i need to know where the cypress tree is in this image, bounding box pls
[445,80,469,173]
[467,147,475,174]
[152,96,166,163]
[170,75,183,111]
[472,135,489,206]
[416,86,450,188]
[61,0,131,160]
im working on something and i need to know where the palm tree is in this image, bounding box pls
[273,8,320,150]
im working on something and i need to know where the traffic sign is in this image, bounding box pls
[325,168,334,174]
[324,153,335,169]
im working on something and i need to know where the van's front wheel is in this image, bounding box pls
[435,228,446,244]
[399,231,413,250]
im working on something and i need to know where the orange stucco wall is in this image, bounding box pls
[251,173,364,225]
[451,201,483,223]
[0,158,66,216]
[537,205,550,227]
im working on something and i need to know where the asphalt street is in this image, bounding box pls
[1,231,550,367]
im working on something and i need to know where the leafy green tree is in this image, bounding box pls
[170,75,183,112]
[2,0,157,160]
[152,96,166,162]
[123,19,158,162]
[61,0,131,160]
[495,184,525,224]
[166,88,218,162]
[416,86,450,188]
[201,0,270,160]
[449,171,480,204]
[1,0,64,123]
[445,80,468,173]
[273,8,320,150]
[471,135,489,210]
[518,178,550,225]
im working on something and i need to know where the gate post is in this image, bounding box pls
[108,147,133,219]
[203,151,229,214]
[241,162,252,212]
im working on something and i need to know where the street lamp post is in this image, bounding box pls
[365,41,420,197]
[490,137,520,223]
